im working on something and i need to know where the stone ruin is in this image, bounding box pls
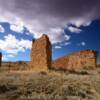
[30,34,52,71]
[52,50,98,71]
[0,52,2,67]
[0,34,98,72]
[30,34,98,71]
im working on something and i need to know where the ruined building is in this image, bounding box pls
[0,34,98,72]
[30,34,98,71]
[0,53,2,67]
[30,34,52,71]
[52,50,98,71]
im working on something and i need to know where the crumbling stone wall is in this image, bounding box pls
[52,50,98,71]
[30,34,52,71]
[0,53,2,67]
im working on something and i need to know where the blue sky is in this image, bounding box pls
[0,0,100,62]
[0,19,100,62]
[53,20,100,60]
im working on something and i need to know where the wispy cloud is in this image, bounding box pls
[54,42,71,49]
[54,46,62,49]
[63,42,71,46]
[67,26,82,33]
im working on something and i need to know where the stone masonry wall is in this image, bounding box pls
[52,50,98,71]
[30,34,52,71]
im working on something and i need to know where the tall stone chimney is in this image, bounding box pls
[30,34,52,71]
[0,53,2,67]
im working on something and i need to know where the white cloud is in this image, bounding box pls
[2,54,15,61]
[18,39,32,49]
[67,26,82,33]
[78,41,86,46]
[64,42,71,46]
[0,8,70,44]
[64,35,71,41]
[2,55,8,61]
[60,42,71,46]
[81,42,86,46]
[54,46,62,49]
[69,19,92,27]
[0,34,32,59]
[10,24,24,33]
[0,25,5,32]
[63,42,71,46]
[10,17,24,33]
[0,0,97,45]
[47,27,70,44]
[54,42,71,49]
[7,54,15,58]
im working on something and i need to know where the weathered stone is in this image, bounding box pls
[52,50,98,71]
[0,53,2,67]
[30,34,52,71]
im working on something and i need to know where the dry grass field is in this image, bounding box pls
[0,63,100,100]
